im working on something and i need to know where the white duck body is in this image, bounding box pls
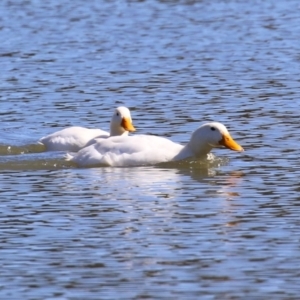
[39,106,135,152]
[67,122,243,167]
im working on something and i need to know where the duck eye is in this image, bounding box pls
[210,127,215,131]
[116,112,119,116]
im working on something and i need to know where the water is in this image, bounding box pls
[1,0,300,298]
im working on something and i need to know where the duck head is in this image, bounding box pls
[188,122,244,157]
[110,106,136,136]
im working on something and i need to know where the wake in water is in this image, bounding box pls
[0,150,75,170]
[156,155,230,169]
[0,143,46,156]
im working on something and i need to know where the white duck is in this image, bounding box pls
[66,122,243,167]
[39,106,136,152]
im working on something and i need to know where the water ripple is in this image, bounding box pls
[1,0,300,298]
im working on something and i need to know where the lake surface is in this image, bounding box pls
[1,0,300,298]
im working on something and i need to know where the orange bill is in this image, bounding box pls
[121,117,136,132]
[219,134,244,151]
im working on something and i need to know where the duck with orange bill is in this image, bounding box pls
[66,122,243,167]
[38,106,136,152]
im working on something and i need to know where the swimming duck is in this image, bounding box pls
[39,106,135,152]
[66,122,243,167]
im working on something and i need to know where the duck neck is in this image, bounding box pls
[174,145,194,160]
[185,140,213,159]
[110,123,128,136]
